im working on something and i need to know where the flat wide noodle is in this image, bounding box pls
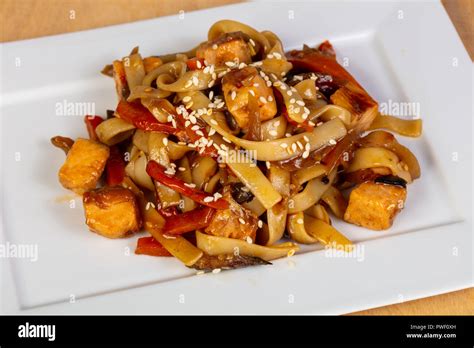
[196,231,299,261]
[208,19,271,53]
[369,113,422,137]
[203,115,347,161]
[95,118,135,146]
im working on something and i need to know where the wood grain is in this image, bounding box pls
[0,0,472,315]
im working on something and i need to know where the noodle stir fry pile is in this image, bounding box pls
[51,20,422,272]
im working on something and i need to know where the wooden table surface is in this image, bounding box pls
[1,0,472,315]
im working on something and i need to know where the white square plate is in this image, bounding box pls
[1,0,472,314]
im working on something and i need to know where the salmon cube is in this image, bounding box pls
[205,190,258,241]
[58,138,109,194]
[196,32,252,67]
[344,181,407,230]
[83,186,142,238]
[222,67,277,129]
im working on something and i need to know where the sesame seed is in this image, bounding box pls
[294,75,303,81]
[273,52,282,59]
[192,76,199,86]
[297,218,304,225]
[239,218,246,224]
[296,141,304,150]
[249,90,256,96]
[285,133,292,137]
[258,220,263,228]
[196,270,205,275]
[208,128,216,136]
[212,268,221,274]
[212,44,218,50]
[296,100,305,106]
[280,143,288,148]
[184,80,193,88]
[208,80,215,88]
[305,143,311,151]
[266,161,271,169]
[328,139,337,145]
[203,196,214,203]
[287,90,293,96]
[291,143,297,152]
[182,96,191,103]
[302,151,309,159]
[184,182,196,188]
[293,107,301,113]
[162,137,169,146]
[246,236,253,244]
[231,91,237,100]
[208,91,214,100]
[238,62,247,69]
[225,61,235,67]
[274,120,281,127]
[178,167,186,172]
[164,168,176,175]
[259,96,267,104]
[290,98,296,104]
[266,80,272,87]
[267,54,274,59]
[196,60,202,69]
[267,95,274,102]
[249,38,256,46]
[308,121,316,126]
[203,66,210,74]
[213,192,222,200]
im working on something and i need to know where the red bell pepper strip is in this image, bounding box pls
[135,237,172,257]
[317,40,336,58]
[84,115,104,141]
[115,100,181,135]
[186,58,205,70]
[287,47,364,92]
[163,207,215,235]
[146,161,229,209]
[106,146,126,186]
